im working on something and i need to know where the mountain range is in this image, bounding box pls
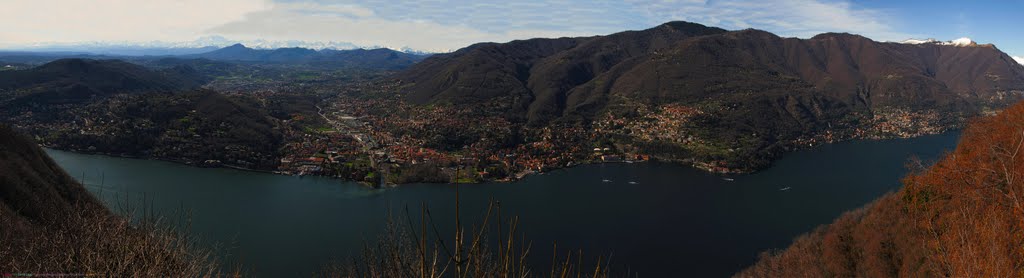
[2,35,372,56]
[5,21,1023,173]
[188,44,428,69]
[0,43,431,71]
[400,21,1024,126]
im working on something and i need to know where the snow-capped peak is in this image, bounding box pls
[945,37,975,47]
[901,38,939,45]
[899,37,978,47]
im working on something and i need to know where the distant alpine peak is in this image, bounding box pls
[900,38,940,45]
[899,37,978,47]
[7,36,437,55]
[946,37,976,47]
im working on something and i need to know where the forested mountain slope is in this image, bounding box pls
[396,21,1024,172]
[0,58,206,106]
[402,21,1024,126]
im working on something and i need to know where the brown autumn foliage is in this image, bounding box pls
[319,199,622,278]
[0,204,230,277]
[737,102,1024,277]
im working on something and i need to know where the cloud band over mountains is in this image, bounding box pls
[206,0,922,52]
[1,0,1019,58]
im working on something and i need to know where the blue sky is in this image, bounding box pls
[0,0,1021,59]
[860,0,1023,56]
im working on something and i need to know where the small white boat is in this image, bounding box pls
[602,179,612,183]
[779,187,792,191]
[628,181,638,185]
[722,178,735,182]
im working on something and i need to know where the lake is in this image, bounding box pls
[47,132,960,277]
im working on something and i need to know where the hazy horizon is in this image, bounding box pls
[2,0,1021,58]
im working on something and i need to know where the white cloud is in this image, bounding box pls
[1014,56,1024,65]
[0,0,271,47]
[206,1,601,52]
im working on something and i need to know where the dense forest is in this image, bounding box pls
[737,101,1024,277]
[24,90,289,170]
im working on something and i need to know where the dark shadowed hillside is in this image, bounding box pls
[737,102,1024,277]
[0,125,222,276]
[396,21,1024,172]
[398,36,588,107]
[317,48,427,69]
[0,57,321,174]
[26,90,286,170]
[402,22,1024,125]
[400,22,729,122]
[0,125,106,225]
[0,58,206,106]
[581,30,1024,113]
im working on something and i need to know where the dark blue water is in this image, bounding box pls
[46,132,960,277]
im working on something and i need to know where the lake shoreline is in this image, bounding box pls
[39,144,279,175]
[46,131,962,277]
[43,129,960,187]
